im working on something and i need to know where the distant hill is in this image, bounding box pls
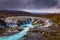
[0,10,32,17]
[0,10,60,17]
[0,10,31,14]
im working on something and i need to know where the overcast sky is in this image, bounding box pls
[0,0,60,13]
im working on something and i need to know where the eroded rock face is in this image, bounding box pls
[0,16,59,38]
[23,17,59,40]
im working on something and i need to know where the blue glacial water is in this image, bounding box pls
[0,24,33,40]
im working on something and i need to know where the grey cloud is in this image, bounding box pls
[0,0,59,10]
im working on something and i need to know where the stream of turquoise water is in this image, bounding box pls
[0,24,33,40]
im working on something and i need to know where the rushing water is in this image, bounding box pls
[0,16,59,40]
